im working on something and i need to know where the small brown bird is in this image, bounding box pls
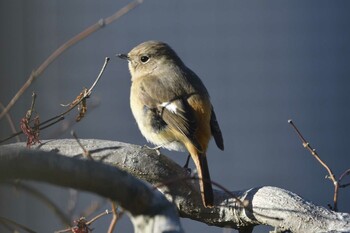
[118,41,224,207]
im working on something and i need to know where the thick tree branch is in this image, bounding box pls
[0,141,183,233]
[0,139,349,232]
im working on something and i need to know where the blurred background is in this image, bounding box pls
[1,1,350,232]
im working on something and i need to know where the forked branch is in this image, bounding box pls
[288,119,350,212]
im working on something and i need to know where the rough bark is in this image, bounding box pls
[0,140,183,233]
[0,139,349,233]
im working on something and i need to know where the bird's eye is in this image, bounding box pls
[140,55,149,63]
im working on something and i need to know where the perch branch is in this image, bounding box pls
[0,140,183,233]
[0,140,349,233]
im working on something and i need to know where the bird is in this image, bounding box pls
[117,41,224,207]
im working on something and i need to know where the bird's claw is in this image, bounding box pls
[142,144,161,155]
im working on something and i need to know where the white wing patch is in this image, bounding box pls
[160,102,177,114]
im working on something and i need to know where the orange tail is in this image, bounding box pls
[191,151,214,207]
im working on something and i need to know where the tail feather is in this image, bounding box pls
[210,108,224,151]
[191,152,214,207]
[198,154,214,207]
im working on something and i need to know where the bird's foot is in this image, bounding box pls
[183,154,192,174]
[142,144,161,155]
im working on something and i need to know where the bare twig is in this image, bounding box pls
[26,92,37,119]
[0,219,16,232]
[80,200,107,219]
[104,0,143,25]
[154,175,249,208]
[340,183,350,188]
[288,119,342,211]
[67,189,79,218]
[154,175,280,221]
[55,217,91,233]
[3,181,71,226]
[71,130,93,160]
[87,209,112,225]
[0,101,20,142]
[107,201,119,233]
[210,179,250,208]
[55,210,112,233]
[20,92,40,147]
[0,131,23,144]
[48,98,100,139]
[288,120,336,183]
[0,115,64,143]
[39,57,109,128]
[335,168,350,207]
[0,57,109,144]
[0,0,143,121]
[338,169,350,189]
[39,116,65,131]
[62,87,89,122]
[339,168,350,184]
[0,216,36,233]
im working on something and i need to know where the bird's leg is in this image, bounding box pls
[183,154,191,168]
[142,144,161,155]
[183,154,192,174]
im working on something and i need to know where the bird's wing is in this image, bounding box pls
[139,76,202,151]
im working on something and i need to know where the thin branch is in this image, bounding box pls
[56,209,113,233]
[104,0,143,25]
[47,98,100,139]
[20,92,40,147]
[3,181,71,226]
[288,120,336,183]
[107,201,119,233]
[55,217,91,233]
[26,92,37,120]
[0,57,109,144]
[39,57,109,127]
[0,0,143,121]
[0,216,36,233]
[54,227,73,233]
[155,175,279,222]
[0,218,17,232]
[288,119,339,211]
[339,168,350,184]
[87,59,109,95]
[39,116,65,131]
[86,209,112,225]
[71,130,93,160]
[0,131,23,144]
[80,200,107,220]
[154,175,249,208]
[0,116,65,144]
[0,101,20,142]
[340,182,350,188]
[66,189,79,218]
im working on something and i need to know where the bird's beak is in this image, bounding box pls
[116,53,129,60]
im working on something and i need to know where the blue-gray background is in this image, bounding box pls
[1,1,350,232]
